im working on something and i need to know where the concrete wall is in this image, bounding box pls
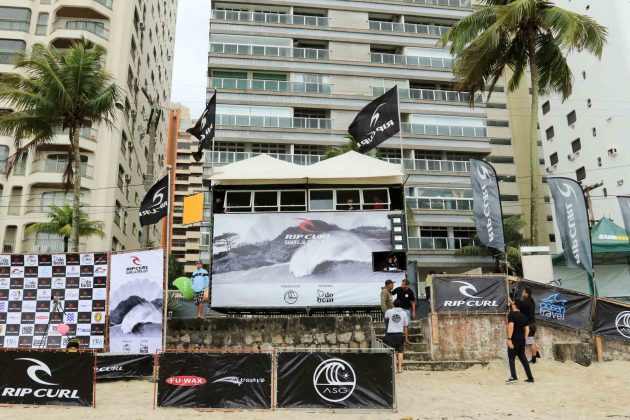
[167,316,373,351]
[431,314,507,361]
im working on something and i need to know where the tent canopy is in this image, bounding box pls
[553,218,630,264]
[210,151,404,186]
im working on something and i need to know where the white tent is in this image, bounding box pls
[210,151,404,186]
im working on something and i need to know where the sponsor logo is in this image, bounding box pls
[94,266,107,275]
[17,358,57,385]
[539,293,568,321]
[297,218,317,233]
[557,182,583,267]
[285,219,330,245]
[139,343,148,354]
[316,289,334,304]
[90,337,104,348]
[81,254,93,265]
[25,255,38,266]
[126,256,148,274]
[212,376,265,386]
[392,314,401,322]
[442,281,498,308]
[52,255,65,266]
[357,103,396,148]
[1,358,81,400]
[615,311,630,339]
[0,256,10,266]
[123,344,131,353]
[10,268,24,277]
[96,365,123,373]
[0,278,8,288]
[139,186,168,218]
[93,312,104,323]
[24,280,37,289]
[475,163,498,243]
[313,359,356,403]
[284,290,298,304]
[20,326,34,335]
[0,301,6,312]
[166,376,206,386]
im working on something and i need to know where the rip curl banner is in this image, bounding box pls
[211,212,406,308]
[156,352,272,408]
[432,275,508,313]
[276,352,394,409]
[517,280,593,331]
[0,349,95,406]
[96,354,153,380]
[469,159,505,252]
[547,178,593,275]
[108,249,164,354]
[593,299,630,342]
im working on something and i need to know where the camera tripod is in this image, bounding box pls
[39,297,65,348]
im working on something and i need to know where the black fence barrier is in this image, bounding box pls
[432,275,508,313]
[156,351,272,409]
[593,299,630,343]
[0,349,95,406]
[276,352,394,410]
[96,354,153,380]
[516,280,593,331]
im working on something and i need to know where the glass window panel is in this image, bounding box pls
[336,190,360,210]
[310,190,333,210]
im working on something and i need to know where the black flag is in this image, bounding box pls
[469,159,505,251]
[348,86,400,154]
[188,92,216,162]
[139,175,169,226]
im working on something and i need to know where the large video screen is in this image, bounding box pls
[212,211,406,308]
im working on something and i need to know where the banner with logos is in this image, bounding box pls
[96,354,154,380]
[212,212,405,308]
[108,249,164,354]
[517,281,593,331]
[432,275,508,313]
[156,352,272,408]
[593,299,630,342]
[469,159,505,252]
[0,349,95,406]
[0,253,108,349]
[276,352,394,409]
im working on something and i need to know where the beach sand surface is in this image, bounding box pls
[2,359,629,419]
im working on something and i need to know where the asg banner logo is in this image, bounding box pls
[616,311,630,339]
[283,290,298,304]
[313,359,356,403]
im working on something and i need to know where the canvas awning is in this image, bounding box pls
[210,151,404,186]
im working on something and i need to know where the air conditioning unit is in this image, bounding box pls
[567,153,576,161]
[124,174,132,182]
[618,179,624,186]
[608,147,618,156]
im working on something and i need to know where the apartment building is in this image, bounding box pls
[203,0,552,275]
[0,0,178,253]
[540,0,629,228]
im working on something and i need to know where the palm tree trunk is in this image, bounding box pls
[63,236,69,253]
[526,25,541,245]
[71,122,82,252]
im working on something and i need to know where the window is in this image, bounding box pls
[121,132,128,155]
[36,12,48,35]
[0,145,7,173]
[335,190,361,210]
[252,143,286,154]
[35,233,63,252]
[0,8,31,32]
[490,138,511,145]
[114,201,122,227]
[280,191,306,211]
[571,138,581,153]
[545,126,555,141]
[587,98,592,108]
[41,191,84,212]
[603,187,608,198]
[576,167,586,181]
[309,190,333,210]
[362,189,389,210]
[487,156,514,164]
[378,149,401,160]
[567,110,577,126]
[487,120,509,127]
[253,191,278,211]
[293,144,325,155]
[592,127,597,137]
[582,71,586,79]
[112,237,119,251]
[225,191,252,212]
[118,165,125,190]
[550,153,558,166]
[597,157,602,167]
[542,101,550,115]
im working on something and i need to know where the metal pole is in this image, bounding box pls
[396,87,404,172]
[162,164,172,350]
[142,87,159,247]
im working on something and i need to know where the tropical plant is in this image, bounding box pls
[0,38,122,251]
[25,204,105,252]
[168,254,184,287]
[440,0,607,244]
[322,134,381,160]
[455,215,531,276]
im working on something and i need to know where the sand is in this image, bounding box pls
[2,359,629,419]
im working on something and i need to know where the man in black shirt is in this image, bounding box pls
[392,279,416,324]
[518,287,541,363]
[506,299,534,384]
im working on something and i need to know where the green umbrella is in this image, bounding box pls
[172,277,194,299]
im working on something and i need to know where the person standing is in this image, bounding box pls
[392,279,416,321]
[518,286,540,363]
[384,299,409,373]
[506,299,534,384]
[381,279,394,328]
[191,261,209,319]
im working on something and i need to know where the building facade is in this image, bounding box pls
[0,0,178,253]
[539,0,628,228]
[202,0,552,277]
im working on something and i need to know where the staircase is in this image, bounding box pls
[372,319,488,371]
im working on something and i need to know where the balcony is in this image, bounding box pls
[0,51,20,65]
[209,77,331,94]
[368,21,449,36]
[406,197,473,211]
[60,126,98,141]
[204,151,323,165]
[0,19,30,32]
[212,10,329,27]
[53,19,109,39]
[373,87,482,103]
[381,157,469,172]
[401,122,486,137]
[30,159,94,179]
[370,52,452,68]
[211,43,329,60]
[217,114,332,129]
[23,239,85,253]
[2,241,16,253]
[401,0,471,7]
[408,237,474,250]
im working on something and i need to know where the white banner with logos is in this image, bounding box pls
[212,212,405,308]
[108,249,164,353]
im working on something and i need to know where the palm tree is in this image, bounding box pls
[0,38,122,251]
[322,134,381,160]
[455,215,531,276]
[26,204,105,252]
[440,0,607,244]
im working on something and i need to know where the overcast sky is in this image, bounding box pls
[171,0,210,117]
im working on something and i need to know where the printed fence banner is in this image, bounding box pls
[96,354,154,379]
[432,275,508,313]
[593,299,630,342]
